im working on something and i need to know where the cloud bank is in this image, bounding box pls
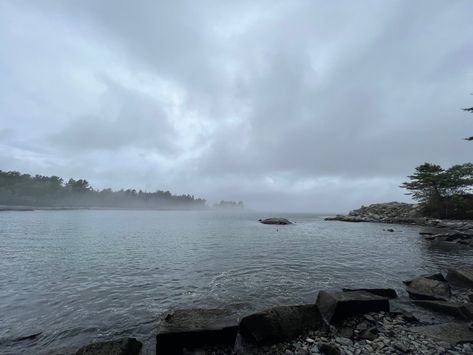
[1,0,472,212]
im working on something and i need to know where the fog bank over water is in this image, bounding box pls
[1,1,472,212]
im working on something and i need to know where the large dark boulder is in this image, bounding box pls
[75,338,142,355]
[342,288,398,299]
[156,308,239,355]
[446,267,473,288]
[258,218,292,225]
[315,290,389,324]
[412,300,473,320]
[238,304,322,346]
[404,273,451,301]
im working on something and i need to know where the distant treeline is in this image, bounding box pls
[0,170,206,209]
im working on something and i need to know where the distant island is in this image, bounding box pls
[213,200,244,210]
[0,170,207,210]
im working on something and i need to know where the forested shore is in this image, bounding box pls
[0,170,207,209]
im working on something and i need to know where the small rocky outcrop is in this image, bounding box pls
[258,218,292,225]
[447,267,473,288]
[75,338,142,355]
[156,308,239,355]
[238,304,322,346]
[315,290,390,324]
[404,273,451,301]
[325,202,422,224]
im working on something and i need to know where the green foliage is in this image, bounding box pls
[0,170,206,209]
[401,163,473,218]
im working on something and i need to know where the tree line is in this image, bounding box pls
[401,163,473,219]
[0,170,206,209]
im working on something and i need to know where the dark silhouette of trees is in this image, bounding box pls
[0,170,206,209]
[401,163,473,218]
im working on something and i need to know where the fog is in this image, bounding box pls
[1,1,472,212]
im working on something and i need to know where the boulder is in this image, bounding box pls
[446,267,473,288]
[412,322,473,345]
[404,273,451,300]
[315,290,389,324]
[258,218,292,225]
[238,304,322,346]
[156,308,238,355]
[412,300,473,320]
[342,288,398,299]
[75,338,142,355]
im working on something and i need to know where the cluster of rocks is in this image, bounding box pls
[324,202,423,224]
[421,231,473,248]
[54,267,473,355]
[324,202,473,250]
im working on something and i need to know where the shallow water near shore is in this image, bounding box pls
[1,210,473,354]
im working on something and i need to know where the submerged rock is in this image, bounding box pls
[315,290,389,324]
[258,218,292,225]
[238,304,322,346]
[156,308,238,355]
[404,273,451,301]
[75,338,142,355]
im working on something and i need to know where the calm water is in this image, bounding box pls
[1,210,473,354]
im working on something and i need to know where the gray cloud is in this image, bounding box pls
[1,0,473,211]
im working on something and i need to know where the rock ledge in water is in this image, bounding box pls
[156,308,238,355]
[258,217,292,225]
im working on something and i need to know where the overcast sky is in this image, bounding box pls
[1,1,472,212]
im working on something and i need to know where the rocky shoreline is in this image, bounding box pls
[61,267,473,355]
[325,202,473,249]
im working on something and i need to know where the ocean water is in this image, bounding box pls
[1,210,473,354]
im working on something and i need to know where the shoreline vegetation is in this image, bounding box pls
[0,170,207,210]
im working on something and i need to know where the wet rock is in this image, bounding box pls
[258,218,292,225]
[412,300,473,320]
[386,228,395,232]
[404,273,451,300]
[412,322,473,345]
[318,342,341,355]
[75,338,142,355]
[419,232,433,235]
[238,304,322,346]
[342,288,397,299]
[447,267,473,288]
[359,327,379,341]
[156,308,238,355]
[315,290,389,324]
[392,341,409,353]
